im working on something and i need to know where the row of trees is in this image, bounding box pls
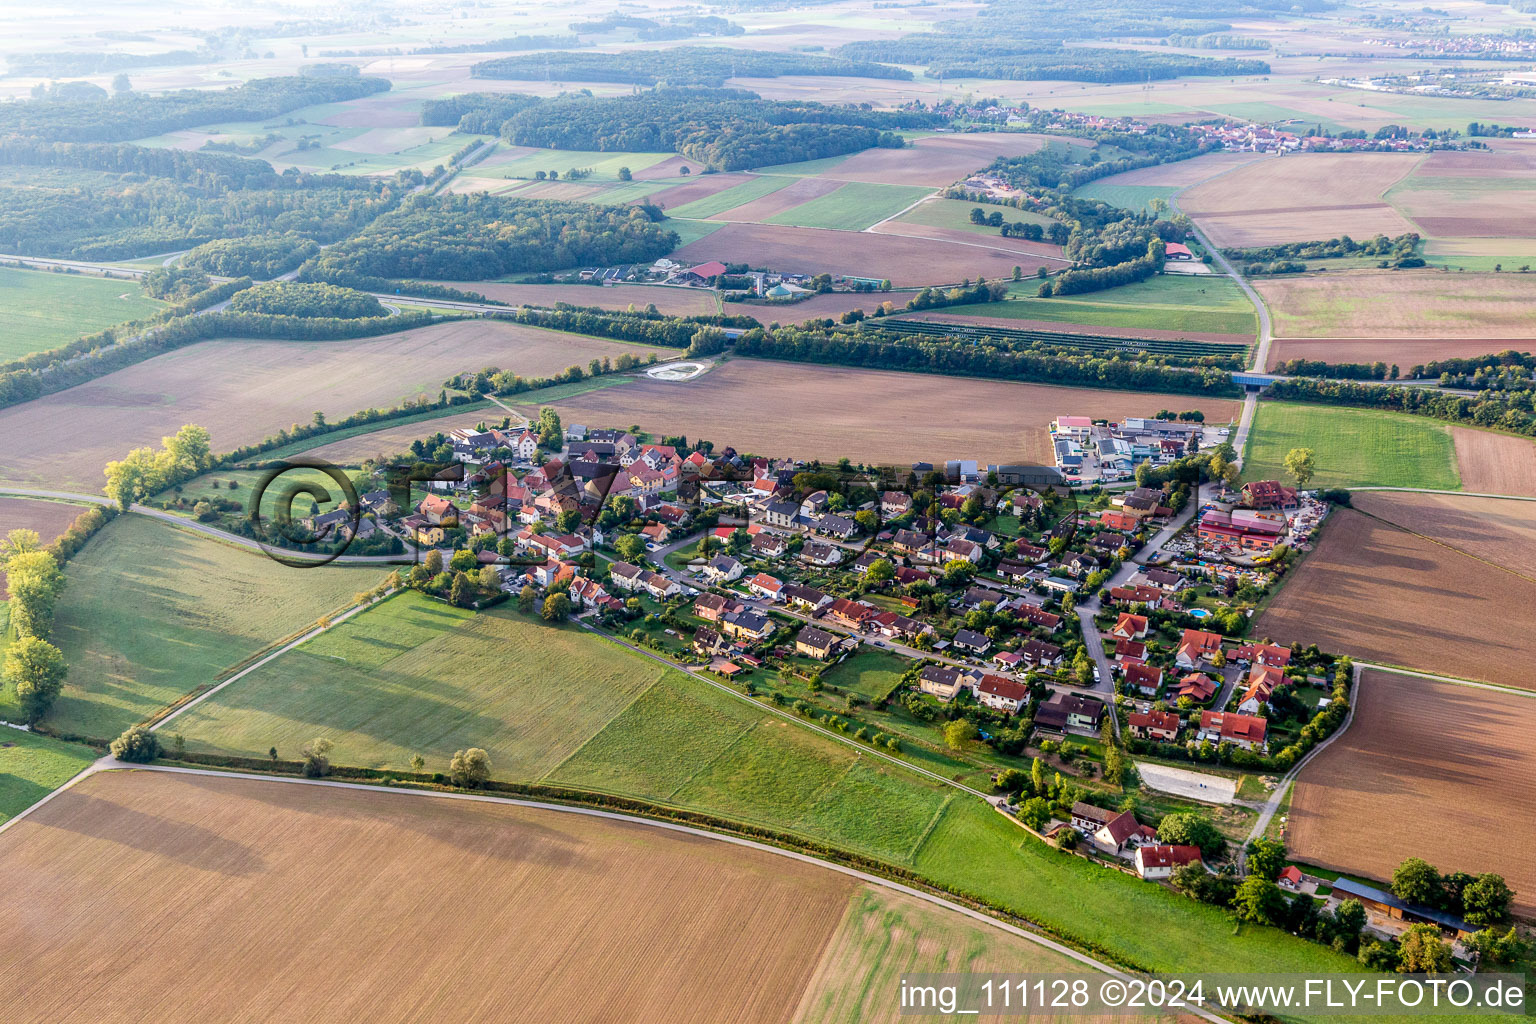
[299,193,679,282]
[103,424,214,511]
[1,530,69,724]
[485,304,752,348]
[1224,233,1421,263]
[1268,377,1536,439]
[1040,239,1164,296]
[734,326,1240,397]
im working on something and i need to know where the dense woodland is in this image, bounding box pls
[497,89,936,171]
[181,233,322,279]
[226,282,386,319]
[0,74,390,143]
[299,193,679,281]
[471,47,913,87]
[419,92,543,134]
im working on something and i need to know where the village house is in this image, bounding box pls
[795,625,842,661]
[761,500,800,529]
[1114,638,1148,666]
[826,597,877,631]
[918,665,965,702]
[721,607,772,641]
[1238,663,1288,714]
[1016,605,1061,632]
[1123,662,1164,697]
[818,513,858,540]
[1018,638,1063,669]
[1098,510,1140,533]
[1278,866,1306,893]
[975,674,1029,714]
[692,593,735,623]
[747,572,784,602]
[1128,709,1180,742]
[693,626,724,656]
[640,523,670,546]
[567,576,613,612]
[1070,802,1117,834]
[1135,845,1202,880]
[606,561,644,592]
[1197,710,1268,750]
[782,583,832,612]
[870,611,932,642]
[1242,480,1300,511]
[1092,809,1157,856]
[881,491,912,518]
[799,539,842,567]
[1111,613,1149,640]
[1233,641,1291,668]
[1174,672,1218,703]
[750,532,787,558]
[641,571,680,601]
[1175,629,1224,670]
[951,628,992,655]
[1034,692,1105,733]
[704,554,743,583]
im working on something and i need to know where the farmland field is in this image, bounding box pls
[438,281,720,316]
[1178,153,1420,248]
[541,357,1244,466]
[935,275,1258,336]
[1242,401,1459,490]
[0,730,96,824]
[1256,271,1536,340]
[0,515,383,739]
[0,319,669,491]
[0,769,857,1023]
[1289,669,1536,916]
[1254,501,1536,690]
[0,496,91,595]
[888,197,1057,235]
[763,182,933,231]
[1451,428,1536,498]
[1264,337,1536,372]
[174,593,668,778]
[792,886,1172,1024]
[671,221,1057,287]
[0,267,163,361]
[666,175,799,220]
[761,132,1056,187]
[1351,491,1536,581]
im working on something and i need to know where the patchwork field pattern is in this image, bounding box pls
[1289,669,1536,915]
[0,319,667,490]
[1257,271,1536,340]
[0,769,857,1023]
[672,222,1057,286]
[1177,153,1420,247]
[6,515,383,739]
[542,357,1243,466]
[1254,500,1536,690]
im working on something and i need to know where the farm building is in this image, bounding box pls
[1330,878,1475,939]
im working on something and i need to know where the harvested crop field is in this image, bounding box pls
[1254,502,1536,690]
[1351,491,1536,580]
[1092,151,1267,188]
[1265,337,1535,371]
[1288,669,1536,916]
[646,172,758,212]
[438,281,720,317]
[801,132,1054,186]
[1257,271,1536,340]
[1451,427,1536,498]
[0,769,858,1023]
[672,222,1056,287]
[543,357,1242,466]
[710,176,842,220]
[0,320,665,491]
[868,220,1064,259]
[723,290,923,324]
[1178,153,1420,247]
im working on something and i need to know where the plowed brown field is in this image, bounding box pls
[1289,669,1536,916]
[672,222,1056,286]
[1255,501,1536,690]
[1450,428,1536,498]
[1179,153,1420,247]
[541,357,1241,466]
[0,320,665,491]
[1258,271,1536,340]
[0,769,856,1023]
[1265,337,1535,371]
